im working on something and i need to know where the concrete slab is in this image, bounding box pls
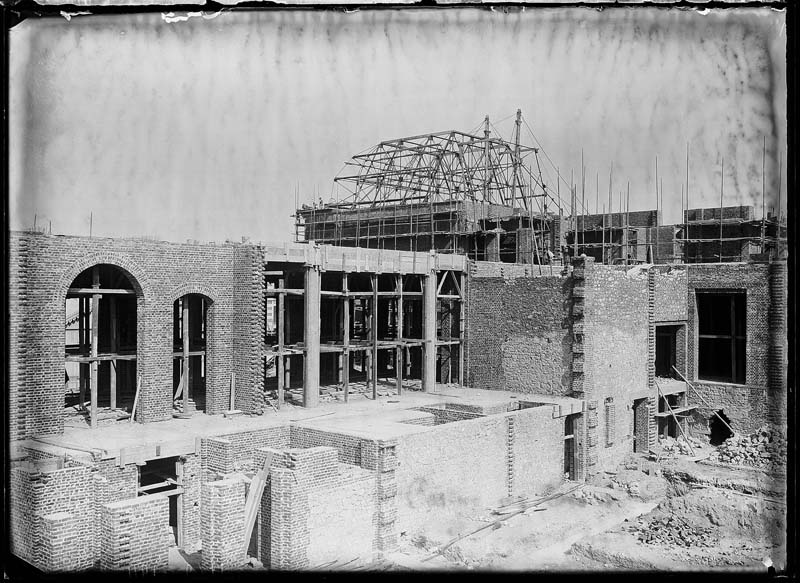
[22,385,585,461]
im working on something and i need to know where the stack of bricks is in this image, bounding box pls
[201,478,246,571]
[99,494,171,572]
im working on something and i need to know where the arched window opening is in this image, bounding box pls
[65,264,137,428]
[173,294,208,415]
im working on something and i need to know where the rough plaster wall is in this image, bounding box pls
[306,466,377,566]
[653,266,688,322]
[394,408,565,535]
[394,416,507,535]
[467,270,571,395]
[584,266,648,470]
[511,407,565,497]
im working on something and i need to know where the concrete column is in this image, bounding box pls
[303,266,321,407]
[423,271,437,392]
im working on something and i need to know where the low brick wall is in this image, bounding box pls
[201,478,246,571]
[9,463,95,570]
[259,446,381,569]
[100,494,171,572]
[41,512,83,572]
[394,405,565,535]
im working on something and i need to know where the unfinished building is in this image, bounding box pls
[564,205,787,265]
[296,114,563,264]
[7,119,788,573]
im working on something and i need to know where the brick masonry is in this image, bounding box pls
[466,262,572,395]
[100,494,171,572]
[201,478,246,570]
[393,405,564,536]
[256,446,380,569]
[8,231,265,442]
[686,262,787,433]
[580,259,649,473]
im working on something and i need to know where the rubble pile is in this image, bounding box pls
[659,436,702,456]
[629,515,717,548]
[709,426,787,469]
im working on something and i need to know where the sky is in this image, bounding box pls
[9,7,786,244]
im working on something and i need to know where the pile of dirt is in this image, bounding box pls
[608,468,668,501]
[627,514,717,548]
[709,425,787,469]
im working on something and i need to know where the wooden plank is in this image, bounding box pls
[458,272,465,387]
[66,353,137,363]
[130,375,142,424]
[176,459,184,549]
[67,288,136,295]
[90,266,100,430]
[277,278,285,409]
[182,297,190,413]
[371,274,378,400]
[396,274,403,396]
[343,273,349,403]
[109,296,117,410]
[243,452,273,557]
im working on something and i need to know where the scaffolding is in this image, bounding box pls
[295,111,565,266]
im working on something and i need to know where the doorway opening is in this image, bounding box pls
[138,456,184,547]
[709,410,734,445]
[173,294,209,414]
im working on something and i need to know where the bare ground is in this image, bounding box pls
[383,451,785,573]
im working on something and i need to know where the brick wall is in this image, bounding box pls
[394,406,564,535]
[259,446,381,569]
[686,262,785,431]
[466,262,572,395]
[99,494,171,571]
[306,464,378,566]
[233,244,266,414]
[201,478,246,570]
[8,231,250,442]
[181,454,203,552]
[581,260,648,473]
[40,512,83,571]
[9,463,95,570]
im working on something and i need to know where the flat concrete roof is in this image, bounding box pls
[19,387,583,464]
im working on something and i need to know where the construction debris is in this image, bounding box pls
[708,425,787,469]
[628,515,717,548]
[658,435,703,456]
